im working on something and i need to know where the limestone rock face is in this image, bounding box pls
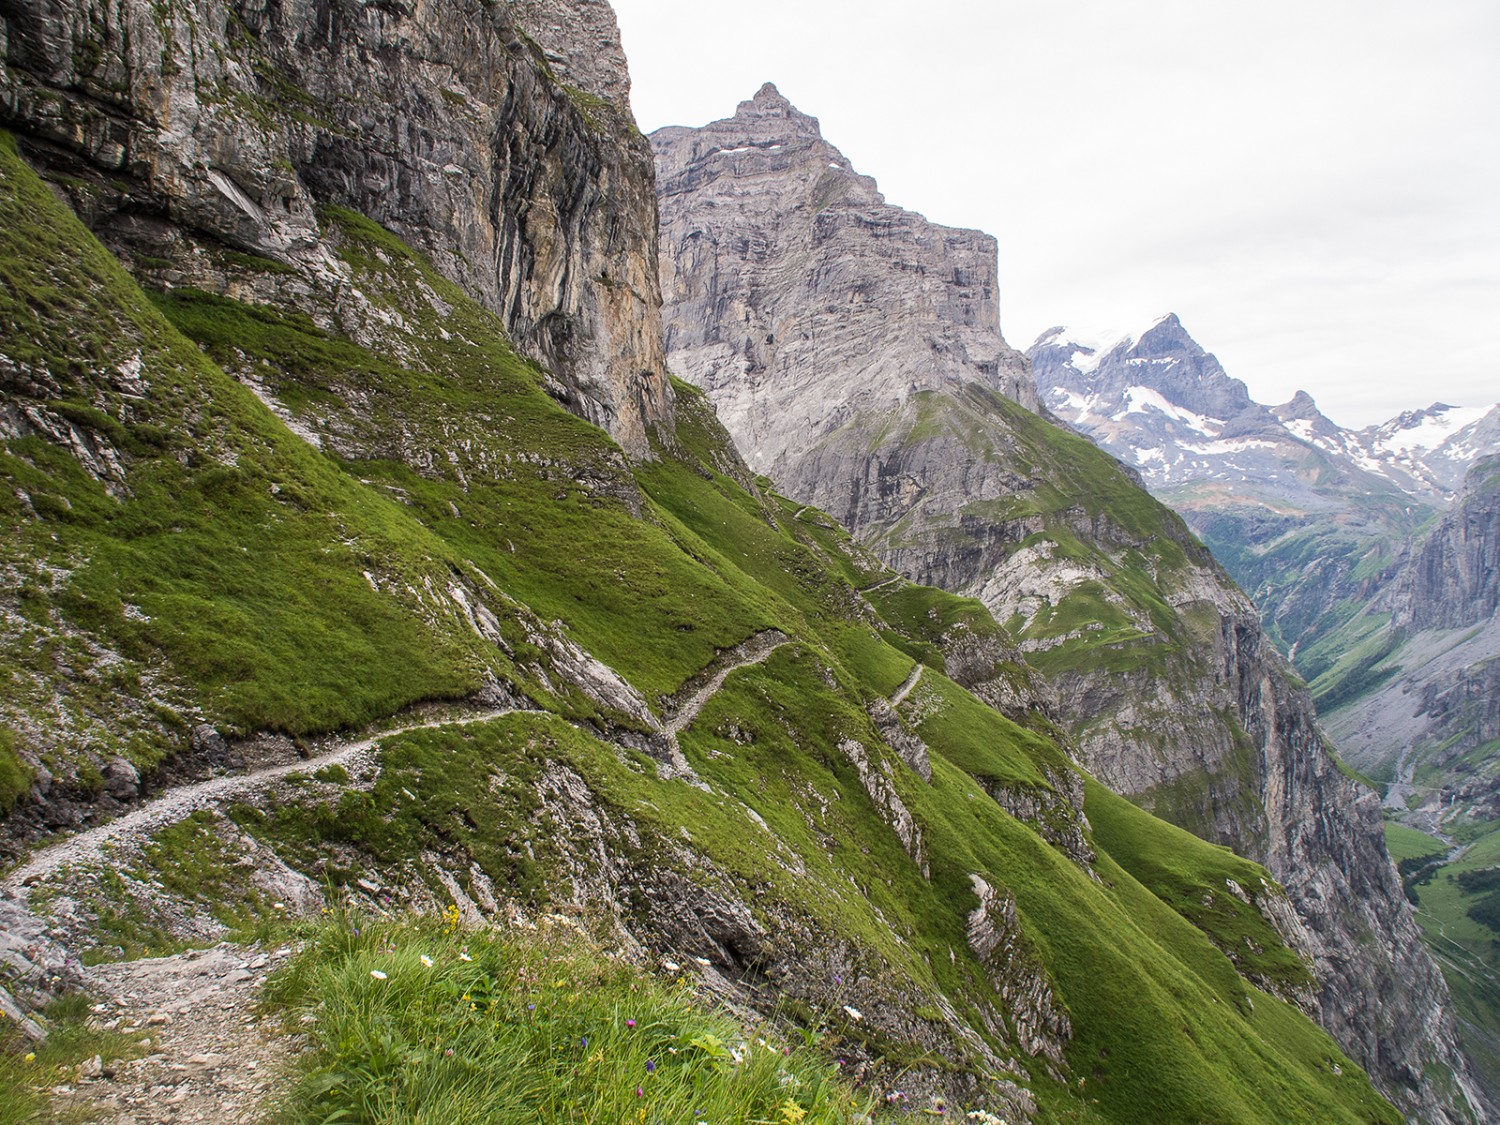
[0,0,671,456]
[1399,457,1500,632]
[652,83,1036,487]
[507,0,633,107]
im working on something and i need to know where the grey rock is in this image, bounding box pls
[100,756,140,801]
[0,0,672,458]
[1397,455,1500,632]
[652,82,1037,495]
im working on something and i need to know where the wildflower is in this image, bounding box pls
[444,1048,455,1057]
[626,1018,636,1028]
[635,1086,644,1097]
[694,957,711,966]
[459,951,473,962]
[646,1059,656,1072]
[527,1003,536,1011]
[843,1005,863,1021]
[581,1037,588,1049]
[834,975,842,986]
[370,970,388,980]
[420,955,434,968]
[23,1053,35,1063]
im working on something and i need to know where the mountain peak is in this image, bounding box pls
[733,82,821,135]
[1277,389,1322,419]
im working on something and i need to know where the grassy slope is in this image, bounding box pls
[0,140,1401,1123]
[0,135,515,764]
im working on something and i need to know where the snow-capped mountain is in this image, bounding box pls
[1029,315,1500,655]
[1032,314,1500,507]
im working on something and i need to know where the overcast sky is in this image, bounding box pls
[610,0,1499,429]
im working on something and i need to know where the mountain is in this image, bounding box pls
[653,87,1481,1122]
[0,5,1484,1121]
[1031,318,1500,658]
[1032,315,1500,1098]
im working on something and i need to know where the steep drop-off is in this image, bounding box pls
[654,87,1482,1123]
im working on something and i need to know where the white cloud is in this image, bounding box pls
[611,0,1500,427]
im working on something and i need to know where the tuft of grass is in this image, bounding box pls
[0,726,33,813]
[264,911,879,1124]
[0,991,147,1125]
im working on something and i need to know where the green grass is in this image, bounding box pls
[263,912,880,1125]
[1385,822,1446,864]
[0,991,147,1125]
[0,135,516,760]
[0,726,32,812]
[1086,781,1314,997]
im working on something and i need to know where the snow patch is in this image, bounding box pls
[1374,404,1496,455]
[1114,386,1222,435]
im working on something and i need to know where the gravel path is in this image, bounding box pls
[54,943,300,1124]
[4,709,516,893]
[664,632,790,737]
[891,663,924,707]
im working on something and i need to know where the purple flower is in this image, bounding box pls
[646,1059,656,1072]
[527,1004,535,1011]
[581,1037,588,1048]
[635,1086,644,1097]
[626,1018,636,1028]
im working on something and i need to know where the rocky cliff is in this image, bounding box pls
[0,0,671,456]
[652,82,1036,488]
[655,91,1482,1122]
[1399,456,1500,633]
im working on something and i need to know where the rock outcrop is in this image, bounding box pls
[0,0,671,455]
[654,91,1483,1123]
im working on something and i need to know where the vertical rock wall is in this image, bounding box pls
[0,0,672,455]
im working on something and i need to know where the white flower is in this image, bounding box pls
[458,952,473,962]
[420,955,434,968]
[843,1005,863,1021]
[663,960,681,972]
[369,970,388,980]
[694,956,711,966]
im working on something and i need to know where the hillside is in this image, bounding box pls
[1030,314,1500,1101]
[0,2,1482,1122]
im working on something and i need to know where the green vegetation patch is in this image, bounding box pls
[0,726,33,813]
[1086,781,1313,996]
[263,912,877,1124]
[0,992,148,1125]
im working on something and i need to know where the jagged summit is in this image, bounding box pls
[736,81,808,122]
